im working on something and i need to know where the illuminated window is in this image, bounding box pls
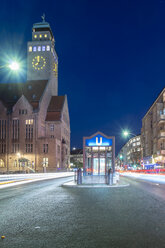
[39,34,42,38]
[38,46,41,51]
[42,46,46,51]
[44,34,47,38]
[46,45,50,51]
[34,34,37,38]
[29,46,32,52]
[25,119,33,125]
[43,158,48,167]
[33,46,37,52]
[0,159,5,167]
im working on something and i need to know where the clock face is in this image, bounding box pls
[53,63,58,77]
[32,56,46,70]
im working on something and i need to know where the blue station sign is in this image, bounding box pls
[85,134,112,147]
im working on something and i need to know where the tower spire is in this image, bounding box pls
[41,13,45,22]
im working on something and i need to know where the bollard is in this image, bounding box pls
[107,168,110,185]
[77,168,82,185]
[107,168,113,185]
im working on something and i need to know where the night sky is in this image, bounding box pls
[0,0,165,153]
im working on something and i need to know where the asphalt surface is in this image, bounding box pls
[1,176,165,248]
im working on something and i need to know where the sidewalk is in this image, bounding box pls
[0,172,74,189]
[62,177,129,188]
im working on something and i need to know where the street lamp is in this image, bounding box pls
[0,61,21,71]
[8,61,20,71]
[122,130,137,138]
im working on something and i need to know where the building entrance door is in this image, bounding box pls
[100,158,105,175]
[93,158,99,175]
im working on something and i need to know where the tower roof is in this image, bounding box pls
[32,15,54,39]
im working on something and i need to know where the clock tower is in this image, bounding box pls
[27,16,58,95]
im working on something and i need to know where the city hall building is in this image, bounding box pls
[0,17,70,173]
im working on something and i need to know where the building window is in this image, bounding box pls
[26,144,33,153]
[43,144,48,153]
[42,46,46,51]
[12,119,19,140]
[50,124,54,131]
[46,45,50,51]
[38,46,41,51]
[0,144,6,154]
[0,120,6,140]
[12,143,19,153]
[29,46,32,52]
[26,119,33,125]
[26,120,33,140]
[44,34,47,38]
[19,109,27,115]
[33,46,37,52]
[39,34,42,38]
[51,135,54,138]
[34,34,37,39]
[43,158,48,167]
[0,159,5,167]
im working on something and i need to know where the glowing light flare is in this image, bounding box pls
[8,61,20,71]
[123,130,129,137]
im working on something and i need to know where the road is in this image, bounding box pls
[1,176,165,248]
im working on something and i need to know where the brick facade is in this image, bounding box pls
[0,19,70,173]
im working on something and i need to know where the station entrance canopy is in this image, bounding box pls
[83,131,115,176]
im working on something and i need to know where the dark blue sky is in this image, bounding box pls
[0,0,165,153]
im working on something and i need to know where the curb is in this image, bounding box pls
[62,181,130,188]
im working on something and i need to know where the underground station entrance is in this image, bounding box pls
[79,131,115,184]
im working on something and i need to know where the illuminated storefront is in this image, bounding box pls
[83,132,115,176]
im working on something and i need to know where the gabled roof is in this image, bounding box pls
[0,80,48,111]
[45,96,65,121]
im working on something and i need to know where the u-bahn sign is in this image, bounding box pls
[85,133,113,147]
